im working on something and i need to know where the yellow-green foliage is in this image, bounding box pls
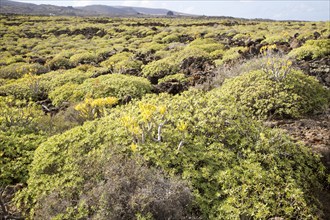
[48,82,79,107]
[58,74,151,103]
[289,39,330,60]
[74,97,118,120]
[137,42,166,55]
[46,55,71,70]
[0,96,46,185]
[158,73,187,83]
[214,69,329,119]
[188,38,225,53]
[0,67,95,100]
[142,57,179,78]
[100,52,142,73]
[177,47,211,60]
[69,51,98,66]
[217,46,248,66]
[0,62,48,79]
[17,90,325,219]
[1,15,329,220]
[162,33,179,43]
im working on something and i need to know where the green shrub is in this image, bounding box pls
[100,52,142,74]
[16,90,325,219]
[177,47,211,60]
[214,69,329,119]
[2,55,25,65]
[46,55,72,70]
[158,73,187,83]
[0,62,48,79]
[95,48,115,61]
[0,131,45,186]
[69,52,98,66]
[188,38,225,53]
[0,73,47,101]
[0,96,46,185]
[141,57,179,79]
[219,46,248,65]
[162,33,179,43]
[288,39,330,60]
[137,42,166,55]
[48,82,79,107]
[41,67,95,92]
[56,74,152,103]
[0,67,97,100]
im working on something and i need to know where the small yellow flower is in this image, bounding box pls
[158,105,167,115]
[260,132,266,141]
[131,143,138,152]
[177,121,187,132]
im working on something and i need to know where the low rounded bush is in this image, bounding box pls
[16,90,326,219]
[69,52,98,66]
[0,96,46,185]
[46,55,72,70]
[141,57,179,79]
[188,38,225,53]
[0,62,48,79]
[100,52,142,74]
[218,46,248,65]
[289,39,330,60]
[162,33,180,43]
[0,131,45,186]
[0,67,96,100]
[56,74,152,103]
[158,73,187,83]
[214,69,329,119]
[48,82,79,107]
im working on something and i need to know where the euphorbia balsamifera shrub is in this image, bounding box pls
[141,57,179,80]
[0,67,95,100]
[0,96,46,185]
[187,38,225,53]
[16,90,326,219]
[56,74,152,103]
[100,52,142,74]
[0,62,48,79]
[69,52,98,66]
[214,69,329,119]
[288,39,330,60]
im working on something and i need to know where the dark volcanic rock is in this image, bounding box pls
[180,56,216,85]
[295,57,330,87]
[152,81,187,95]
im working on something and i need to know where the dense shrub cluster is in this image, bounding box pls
[0,96,46,185]
[214,69,329,119]
[0,15,329,220]
[0,62,48,79]
[289,39,330,60]
[16,90,326,219]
